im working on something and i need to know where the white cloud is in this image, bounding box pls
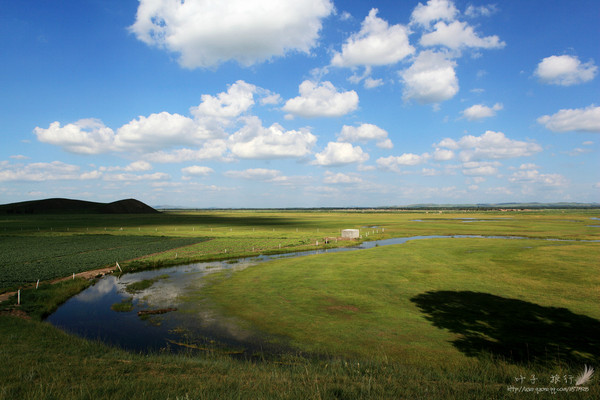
[337,123,393,149]
[229,116,317,159]
[437,131,542,161]
[566,147,592,156]
[10,155,29,160]
[129,0,334,68]
[376,153,430,172]
[224,168,282,181]
[420,20,505,50]
[433,148,455,160]
[124,161,152,171]
[259,92,282,106]
[191,80,256,119]
[340,11,352,21]
[436,137,459,149]
[283,80,359,118]
[537,105,600,133]
[410,0,458,27]
[376,138,394,149]
[465,4,498,18]
[519,163,539,170]
[0,161,95,182]
[313,142,369,166]
[102,172,169,182]
[147,141,229,163]
[364,77,384,89]
[34,118,115,155]
[509,168,567,187]
[461,103,503,121]
[33,82,285,161]
[401,50,459,104]
[357,164,376,172]
[461,161,500,176]
[331,8,414,67]
[323,171,363,184]
[99,161,152,172]
[421,167,440,176]
[115,112,199,152]
[182,166,214,177]
[535,55,597,86]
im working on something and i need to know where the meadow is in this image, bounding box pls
[0,209,599,399]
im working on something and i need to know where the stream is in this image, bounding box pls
[46,234,598,357]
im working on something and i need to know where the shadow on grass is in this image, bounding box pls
[410,290,600,365]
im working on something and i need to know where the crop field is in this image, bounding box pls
[0,209,599,399]
[0,235,206,290]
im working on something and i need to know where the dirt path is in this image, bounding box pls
[0,266,116,303]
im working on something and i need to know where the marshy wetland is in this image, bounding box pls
[1,209,599,398]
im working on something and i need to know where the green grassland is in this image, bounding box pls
[205,238,600,364]
[2,209,598,292]
[1,209,599,399]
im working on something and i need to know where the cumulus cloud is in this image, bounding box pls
[34,112,215,155]
[229,116,316,159]
[147,141,229,163]
[410,0,458,27]
[191,80,256,119]
[182,165,214,177]
[259,92,282,106]
[337,123,393,148]
[401,50,458,104]
[313,142,369,166]
[331,8,414,67]
[364,77,384,89]
[535,55,597,86]
[323,171,363,184]
[282,80,359,118]
[461,161,500,176]
[115,112,199,152]
[433,148,455,160]
[99,161,152,172]
[437,131,542,161]
[33,81,302,162]
[34,119,115,155]
[0,161,94,182]
[420,20,505,49]
[102,172,169,182]
[376,153,430,172]
[129,0,334,68]
[537,105,600,133]
[461,103,503,121]
[509,164,567,187]
[224,168,283,181]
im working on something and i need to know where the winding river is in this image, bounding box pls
[47,234,598,357]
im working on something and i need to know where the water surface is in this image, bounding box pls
[47,234,597,356]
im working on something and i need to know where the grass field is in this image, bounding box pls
[1,209,599,398]
[204,238,600,364]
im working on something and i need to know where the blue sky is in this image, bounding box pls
[1,0,599,207]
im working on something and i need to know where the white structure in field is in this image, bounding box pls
[341,229,360,239]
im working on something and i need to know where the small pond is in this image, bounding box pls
[47,234,597,357]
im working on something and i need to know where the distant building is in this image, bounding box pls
[341,229,360,239]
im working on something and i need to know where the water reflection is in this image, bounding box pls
[47,234,598,356]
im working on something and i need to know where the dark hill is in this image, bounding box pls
[0,198,159,215]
